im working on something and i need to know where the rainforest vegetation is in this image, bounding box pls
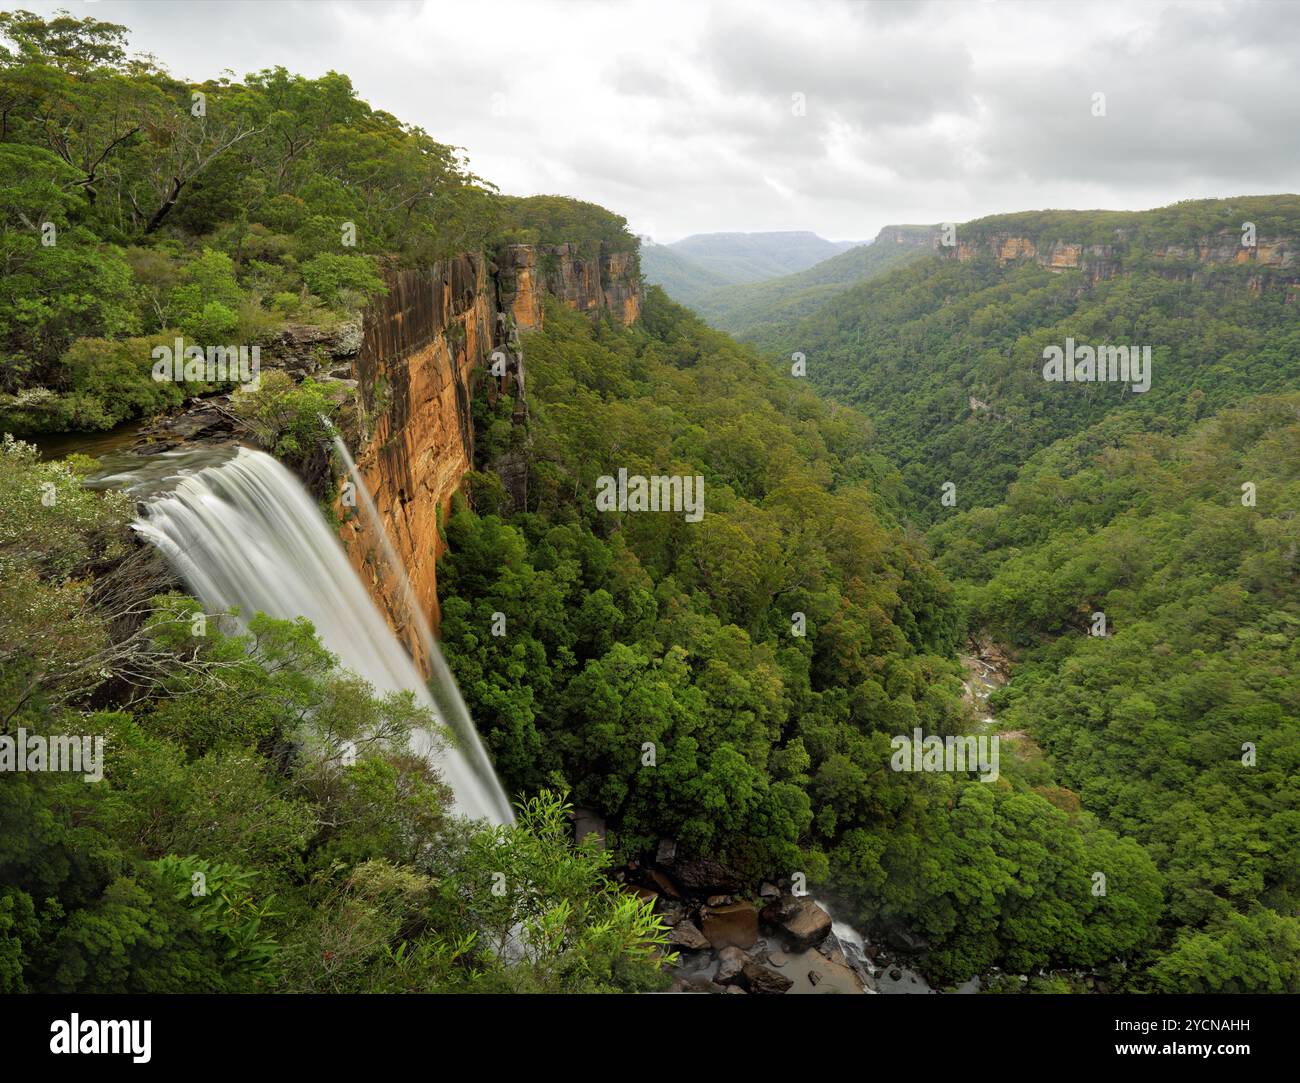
[2,9,1296,995]
[733,199,1300,991]
[759,198,1300,524]
[440,292,1168,985]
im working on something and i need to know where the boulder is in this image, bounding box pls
[758,882,781,899]
[160,405,234,442]
[685,972,713,993]
[701,901,759,950]
[655,838,678,865]
[742,962,794,995]
[760,896,832,951]
[715,946,752,986]
[668,921,709,951]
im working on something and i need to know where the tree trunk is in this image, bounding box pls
[144,176,184,234]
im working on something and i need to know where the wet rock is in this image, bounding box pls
[724,985,746,994]
[685,972,713,993]
[152,402,236,443]
[655,838,677,865]
[133,440,179,456]
[760,896,833,951]
[668,921,709,951]
[743,962,794,995]
[701,901,759,950]
[715,946,752,986]
[759,882,781,899]
[817,938,848,967]
[706,894,731,907]
[808,969,822,987]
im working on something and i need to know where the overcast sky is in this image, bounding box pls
[30,0,1300,242]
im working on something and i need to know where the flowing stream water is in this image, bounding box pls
[121,444,513,824]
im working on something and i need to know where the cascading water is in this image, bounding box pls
[325,426,512,824]
[130,445,514,825]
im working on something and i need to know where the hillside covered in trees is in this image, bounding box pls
[930,395,1300,991]
[740,196,1300,991]
[439,291,1170,985]
[692,225,936,341]
[759,198,1300,523]
[641,230,858,308]
[0,7,635,435]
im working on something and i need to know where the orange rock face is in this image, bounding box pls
[497,243,640,329]
[337,257,493,666]
[336,244,641,669]
[1046,242,1082,268]
[948,229,1296,287]
[998,236,1037,261]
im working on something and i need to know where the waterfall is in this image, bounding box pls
[326,428,513,825]
[131,445,514,825]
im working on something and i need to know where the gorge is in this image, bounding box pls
[4,4,1296,1002]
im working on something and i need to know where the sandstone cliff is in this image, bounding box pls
[336,243,640,662]
[495,243,642,329]
[940,226,1298,291]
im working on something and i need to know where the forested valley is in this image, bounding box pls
[1,8,1296,998]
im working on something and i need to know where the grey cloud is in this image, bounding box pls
[16,0,1300,240]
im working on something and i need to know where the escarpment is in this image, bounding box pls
[495,242,642,328]
[940,222,1299,292]
[337,242,640,663]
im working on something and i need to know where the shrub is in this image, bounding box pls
[301,253,385,307]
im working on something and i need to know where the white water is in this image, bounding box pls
[326,430,512,824]
[131,445,514,824]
